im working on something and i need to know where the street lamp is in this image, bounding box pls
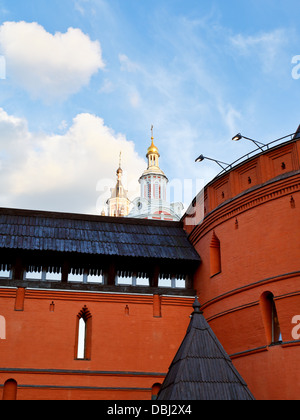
[195,154,231,171]
[232,133,266,151]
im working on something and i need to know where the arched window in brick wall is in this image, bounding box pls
[2,379,17,400]
[210,231,221,277]
[151,383,161,400]
[75,306,92,360]
[260,292,282,345]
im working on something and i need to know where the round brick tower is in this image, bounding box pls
[183,133,300,400]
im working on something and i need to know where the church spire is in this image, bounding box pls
[119,151,122,169]
[117,151,122,181]
[146,125,160,169]
[106,151,130,217]
[128,127,183,221]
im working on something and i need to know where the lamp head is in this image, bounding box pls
[232,133,242,142]
[195,154,205,163]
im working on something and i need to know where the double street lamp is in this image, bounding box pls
[195,133,266,171]
[196,130,298,170]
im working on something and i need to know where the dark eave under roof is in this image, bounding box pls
[0,207,200,262]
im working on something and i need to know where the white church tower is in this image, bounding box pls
[106,152,130,217]
[129,127,183,221]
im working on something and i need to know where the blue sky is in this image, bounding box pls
[0,0,299,214]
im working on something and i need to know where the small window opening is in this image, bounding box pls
[0,265,12,279]
[151,383,161,400]
[135,276,150,286]
[45,269,61,282]
[115,272,150,286]
[148,183,151,199]
[24,268,43,281]
[75,306,92,360]
[158,275,186,288]
[175,278,186,288]
[68,272,84,283]
[290,196,296,209]
[87,274,104,284]
[0,270,11,279]
[260,292,282,345]
[116,273,132,285]
[77,318,87,359]
[158,276,172,288]
[0,315,6,339]
[210,231,221,277]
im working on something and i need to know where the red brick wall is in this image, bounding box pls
[184,138,300,400]
[0,290,193,400]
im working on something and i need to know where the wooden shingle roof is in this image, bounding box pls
[0,207,200,262]
[157,298,255,400]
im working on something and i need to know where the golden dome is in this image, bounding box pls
[146,137,160,157]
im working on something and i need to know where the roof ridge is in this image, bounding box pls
[0,207,183,227]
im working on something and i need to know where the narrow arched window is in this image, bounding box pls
[154,182,159,199]
[77,318,86,359]
[210,231,221,277]
[0,315,5,339]
[151,383,161,400]
[75,306,92,360]
[2,379,17,400]
[260,292,282,345]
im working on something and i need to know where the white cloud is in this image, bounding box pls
[128,88,141,108]
[0,21,105,101]
[74,0,88,15]
[218,102,242,136]
[99,78,115,94]
[119,54,140,73]
[0,108,145,214]
[230,29,288,73]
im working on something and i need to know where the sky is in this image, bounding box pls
[0,0,300,215]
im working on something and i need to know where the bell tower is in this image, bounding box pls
[106,152,130,217]
[139,126,168,202]
[128,127,183,221]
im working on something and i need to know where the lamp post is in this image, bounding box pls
[232,133,266,151]
[195,154,231,171]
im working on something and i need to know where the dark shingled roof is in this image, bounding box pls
[157,298,255,400]
[0,207,200,261]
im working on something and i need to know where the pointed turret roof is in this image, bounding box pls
[157,297,255,400]
[293,124,300,139]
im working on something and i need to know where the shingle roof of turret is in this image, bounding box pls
[157,297,255,400]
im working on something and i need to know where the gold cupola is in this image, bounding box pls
[146,126,160,158]
[146,125,162,171]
